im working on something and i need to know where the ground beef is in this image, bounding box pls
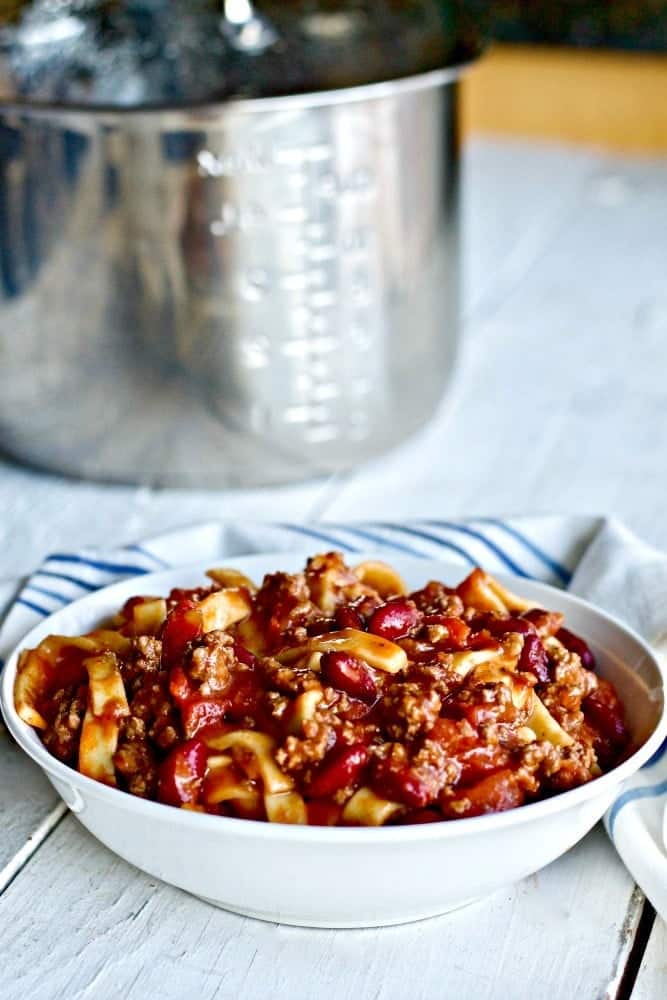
[406,657,463,699]
[113,720,159,798]
[448,679,519,730]
[275,718,336,775]
[381,682,442,740]
[120,635,163,691]
[410,582,464,617]
[129,677,180,750]
[133,636,162,672]
[539,636,598,732]
[539,740,598,792]
[42,685,87,763]
[259,656,322,695]
[187,630,235,695]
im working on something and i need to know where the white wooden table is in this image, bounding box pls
[1,137,666,999]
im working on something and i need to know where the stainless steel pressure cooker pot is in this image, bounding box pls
[0,2,482,487]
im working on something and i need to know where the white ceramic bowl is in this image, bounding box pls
[2,553,666,927]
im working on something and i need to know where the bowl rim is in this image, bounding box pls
[2,551,666,844]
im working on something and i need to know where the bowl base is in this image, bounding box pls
[191,893,483,928]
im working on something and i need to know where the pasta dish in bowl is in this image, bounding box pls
[2,551,665,925]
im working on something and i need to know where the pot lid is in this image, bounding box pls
[0,1,484,111]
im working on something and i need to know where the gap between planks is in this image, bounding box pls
[606,889,655,1000]
[0,801,67,895]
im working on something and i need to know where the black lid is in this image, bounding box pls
[0,1,484,111]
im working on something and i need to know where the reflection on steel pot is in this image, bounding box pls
[0,3,479,487]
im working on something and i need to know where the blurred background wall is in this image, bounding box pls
[463,1,667,152]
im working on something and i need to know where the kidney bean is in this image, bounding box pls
[476,614,537,638]
[233,641,257,668]
[321,651,378,703]
[556,627,596,670]
[368,599,421,640]
[181,698,229,739]
[584,680,628,746]
[158,738,207,807]
[308,744,370,798]
[335,605,365,631]
[518,633,550,683]
[372,763,432,809]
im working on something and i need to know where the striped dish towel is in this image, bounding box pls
[1,515,665,916]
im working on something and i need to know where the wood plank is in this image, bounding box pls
[0,818,641,1000]
[0,730,63,884]
[632,917,667,999]
[462,45,667,154]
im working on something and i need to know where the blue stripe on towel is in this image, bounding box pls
[608,778,667,838]
[126,544,169,568]
[25,585,71,605]
[17,597,51,617]
[365,523,475,565]
[276,524,362,553]
[421,520,531,577]
[477,518,572,584]
[35,570,100,592]
[46,554,150,576]
[331,525,430,559]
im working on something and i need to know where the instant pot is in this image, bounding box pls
[0,2,482,486]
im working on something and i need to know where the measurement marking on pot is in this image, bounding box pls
[307,314,330,334]
[280,336,339,358]
[305,222,329,241]
[273,144,332,167]
[197,147,271,177]
[303,424,339,444]
[210,201,266,236]
[308,290,337,309]
[307,244,337,262]
[308,383,341,402]
[284,404,333,424]
[279,273,309,293]
[276,205,310,225]
[280,340,312,358]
